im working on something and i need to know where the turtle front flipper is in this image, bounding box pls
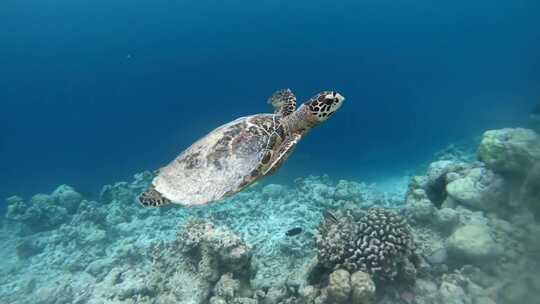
[263,133,302,175]
[268,89,296,117]
[138,186,171,207]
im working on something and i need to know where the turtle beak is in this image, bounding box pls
[332,93,345,113]
[335,93,345,103]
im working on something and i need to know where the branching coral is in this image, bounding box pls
[316,208,415,280]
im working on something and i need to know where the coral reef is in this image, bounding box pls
[446,224,502,261]
[0,171,408,304]
[401,127,540,304]
[6,196,69,234]
[433,138,479,163]
[4,184,84,235]
[316,208,415,281]
[445,167,507,211]
[1,127,540,304]
[141,219,254,304]
[327,269,352,303]
[478,128,540,174]
[520,162,540,219]
[351,271,376,304]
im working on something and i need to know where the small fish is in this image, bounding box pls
[286,227,303,237]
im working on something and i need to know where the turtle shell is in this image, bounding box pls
[152,114,283,206]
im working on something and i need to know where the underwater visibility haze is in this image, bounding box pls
[1,0,540,303]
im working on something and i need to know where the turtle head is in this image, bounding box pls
[305,91,345,122]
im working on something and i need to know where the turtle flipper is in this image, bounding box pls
[264,133,302,175]
[139,186,171,207]
[268,89,297,117]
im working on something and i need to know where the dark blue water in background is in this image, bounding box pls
[1,0,539,210]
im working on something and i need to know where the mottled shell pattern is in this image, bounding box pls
[149,114,285,206]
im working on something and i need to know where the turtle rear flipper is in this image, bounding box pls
[268,89,296,117]
[139,186,171,207]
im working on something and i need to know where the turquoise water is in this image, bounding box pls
[1,0,539,201]
[1,1,540,303]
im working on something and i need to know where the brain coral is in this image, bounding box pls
[316,208,415,280]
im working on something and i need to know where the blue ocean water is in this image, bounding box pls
[1,0,540,209]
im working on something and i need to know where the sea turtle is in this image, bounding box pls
[139,89,345,207]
